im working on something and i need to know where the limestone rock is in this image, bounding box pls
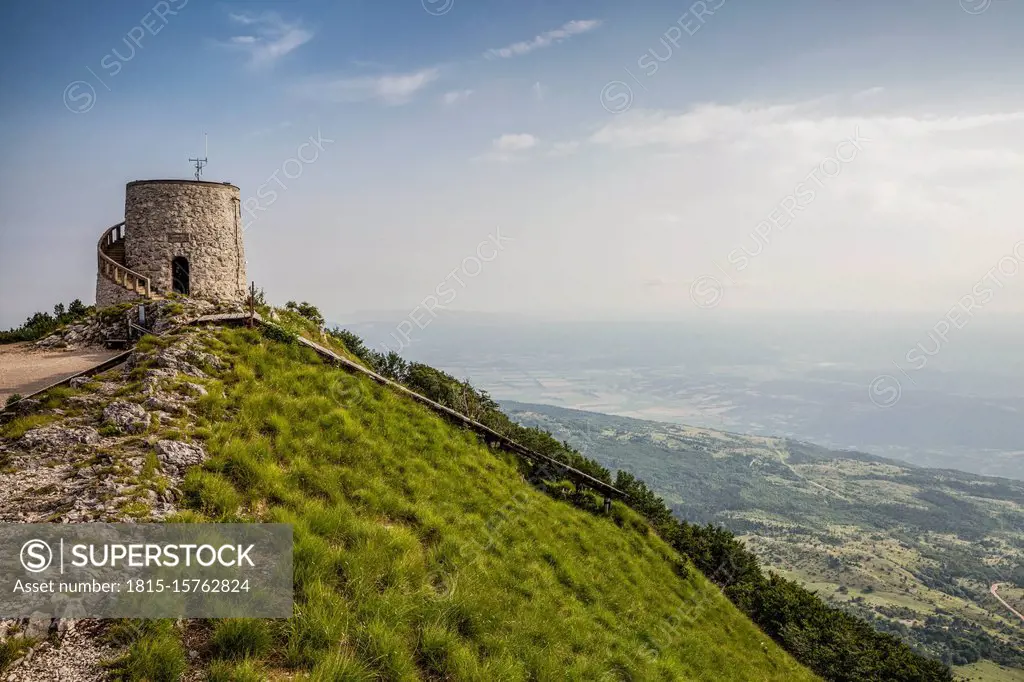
[0,620,116,681]
[180,382,208,397]
[141,368,177,395]
[145,395,188,416]
[102,401,150,434]
[9,398,41,415]
[20,425,100,449]
[154,440,206,474]
[33,312,130,351]
[153,346,206,378]
[21,616,50,641]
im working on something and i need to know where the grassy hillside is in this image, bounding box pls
[502,401,1024,679]
[123,327,816,680]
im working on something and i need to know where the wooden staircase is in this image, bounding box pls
[98,222,153,299]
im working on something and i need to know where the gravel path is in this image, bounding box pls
[0,343,120,405]
[991,583,1024,624]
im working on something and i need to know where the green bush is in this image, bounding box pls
[261,324,297,345]
[284,301,325,327]
[0,299,92,344]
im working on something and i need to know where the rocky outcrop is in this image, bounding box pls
[19,425,100,449]
[33,311,128,351]
[102,401,150,434]
[1,620,117,682]
[0,329,227,679]
[155,440,207,476]
[32,298,243,352]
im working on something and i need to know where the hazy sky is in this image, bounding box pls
[2,0,1024,327]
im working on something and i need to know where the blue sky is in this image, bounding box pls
[3,0,1024,327]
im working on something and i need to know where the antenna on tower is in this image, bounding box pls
[189,132,208,181]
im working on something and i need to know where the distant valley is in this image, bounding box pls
[503,401,1024,679]
[344,315,1024,481]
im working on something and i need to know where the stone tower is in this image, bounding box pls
[96,180,246,308]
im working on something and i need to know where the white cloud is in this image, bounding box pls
[227,12,261,25]
[476,133,540,163]
[533,81,545,101]
[484,19,601,59]
[853,86,885,101]
[295,68,440,105]
[442,89,474,105]
[549,140,581,157]
[224,12,313,67]
[589,101,1024,159]
[572,94,1024,312]
[494,134,538,152]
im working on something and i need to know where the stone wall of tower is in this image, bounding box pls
[95,272,146,309]
[123,180,246,302]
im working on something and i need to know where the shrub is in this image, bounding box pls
[262,324,297,345]
[0,299,93,344]
[284,301,325,327]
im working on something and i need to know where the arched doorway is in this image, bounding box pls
[171,257,190,295]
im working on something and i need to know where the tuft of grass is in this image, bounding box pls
[38,386,80,409]
[209,619,273,661]
[207,658,267,682]
[0,414,58,440]
[309,648,377,681]
[182,470,241,520]
[134,333,175,354]
[0,636,34,672]
[106,620,186,682]
[98,424,121,437]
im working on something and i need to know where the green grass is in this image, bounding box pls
[209,619,273,661]
[106,620,187,682]
[0,635,34,670]
[505,402,1023,673]
[207,658,270,681]
[38,385,81,409]
[123,328,818,681]
[0,413,58,439]
[954,659,1024,682]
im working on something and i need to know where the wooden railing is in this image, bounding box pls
[286,332,630,502]
[97,222,152,298]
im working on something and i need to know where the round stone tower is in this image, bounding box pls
[96,180,246,308]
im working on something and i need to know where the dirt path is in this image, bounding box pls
[991,583,1024,624]
[0,343,120,404]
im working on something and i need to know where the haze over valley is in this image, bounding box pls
[343,312,1024,481]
